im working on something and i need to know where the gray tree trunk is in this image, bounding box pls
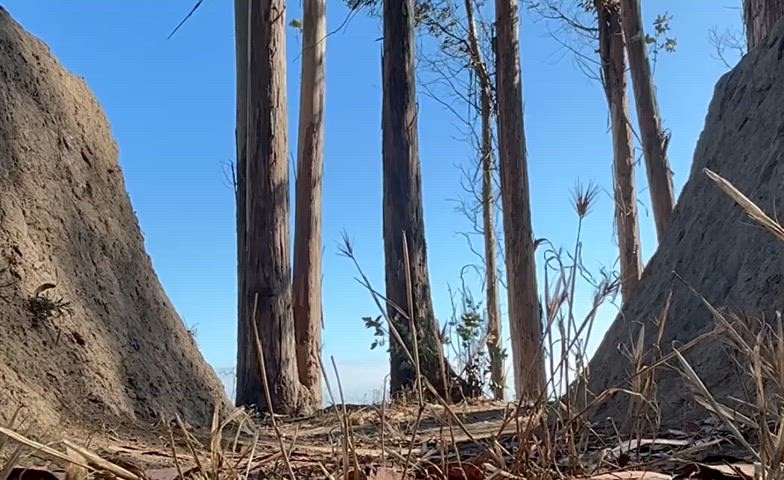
[494,0,545,400]
[293,0,326,409]
[382,0,447,396]
[464,0,504,401]
[480,90,504,401]
[597,0,642,299]
[744,0,784,48]
[620,0,675,242]
[236,0,303,414]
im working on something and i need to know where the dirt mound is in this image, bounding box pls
[587,18,784,430]
[0,7,228,432]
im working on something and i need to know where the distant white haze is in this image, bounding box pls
[216,360,390,406]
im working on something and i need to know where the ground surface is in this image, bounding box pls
[0,401,758,479]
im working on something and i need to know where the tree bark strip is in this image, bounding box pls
[620,0,675,242]
[744,0,784,48]
[382,0,446,396]
[494,0,545,400]
[464,0,504,401]
[597,0,643,299]
[293,0,326,408]
[234,0,248,407]
[236,0,302,413]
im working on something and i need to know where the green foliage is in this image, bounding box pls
[363,315,386,350]
[445,285,496,397]
[453,295,481,350]
[417,3,464,53]
[648,13,677,54]
[344,0,470,34]
[289,18,303,30]
[28,284,72,326]
[344,0,381,14]
[357,284,497,397]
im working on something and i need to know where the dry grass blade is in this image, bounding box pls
[673,272,747,351]
[210,406,222,479]
[61,440,142,480]
[206,407,246,480]
[231,416,246,454]
[0,445,24,480]
[673,172,784,478]
[330,356,360,480]
[704,168,784,241]
[340,234,487,460]
[423,382,477,443]
[163,419,184,480]
[316,356,348,479]
[174,414,209,480]
[400,406,425,480]
[220,408,247,432]
[64,446,88,480]
[626,323,647,433]
[0,408,22,455]
[588,471,673,480]
[380,376,387,467]
[338,233,418,373]
[249,293,296,480]
[401,231,424,407]
[243,430,259,480]
[672,350,758,459]
[484,463,525,479]
[691,397,756,429]
[0,428,90,471]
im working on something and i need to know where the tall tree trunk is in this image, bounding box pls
[382,0,446,396]
[620,0,675,242]
[236,0,303,414]
[464,0,504,401]
[494,0,544,400]
[234,0,248,406]
[744,0,784,48]
[597,0,642,300]
[293,0,326,408]
[480,89,505,401]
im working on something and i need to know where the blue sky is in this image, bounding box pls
[4,1,744,402]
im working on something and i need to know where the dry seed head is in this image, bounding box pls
[705,168,784,242]
[571,180,600,218]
